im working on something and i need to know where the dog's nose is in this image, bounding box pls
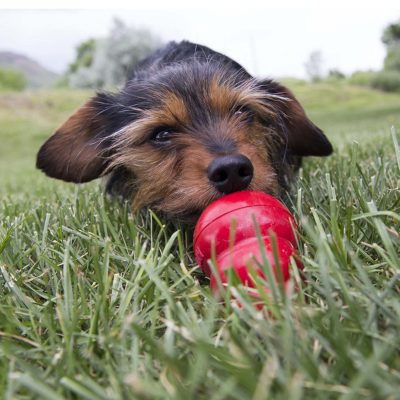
[207,154,253,194]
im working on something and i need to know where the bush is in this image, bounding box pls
[328,69,346,79]
[348,70,377,87]
[324,69,346,84]
[348,70,400,92]
[0,67,26,91]
[370,70,400,92]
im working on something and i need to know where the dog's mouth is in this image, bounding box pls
[161,208,202,226]
[149,180,266,226]
[158,192,223,225]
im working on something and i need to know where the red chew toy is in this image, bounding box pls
[193,191,303,303]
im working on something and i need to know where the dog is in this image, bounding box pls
[37,41,332,222]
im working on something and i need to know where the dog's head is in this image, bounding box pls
[37,57,332,219]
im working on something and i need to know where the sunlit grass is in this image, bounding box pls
[0,85,400,399]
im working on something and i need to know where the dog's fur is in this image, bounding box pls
[37,41,332,222]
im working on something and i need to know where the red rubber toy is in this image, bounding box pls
[193,191,303,302]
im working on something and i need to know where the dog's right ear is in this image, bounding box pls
[37,94,117,183]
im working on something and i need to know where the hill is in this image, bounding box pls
[283,78,400,146]
[0,51,59,88]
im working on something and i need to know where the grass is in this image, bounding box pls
[0,83,400,399]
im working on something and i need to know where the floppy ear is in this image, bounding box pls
[260,79,333,157]
[37,94,116,183]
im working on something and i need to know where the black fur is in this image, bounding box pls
[104,41,331,196]
[37,40,333,216]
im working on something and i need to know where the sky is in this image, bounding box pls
[1,2,400,79]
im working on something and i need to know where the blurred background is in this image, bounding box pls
[1,4,400,193]
[1,7,400,88]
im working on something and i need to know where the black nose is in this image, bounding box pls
[207,154,254,194]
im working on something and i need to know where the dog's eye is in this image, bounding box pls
[150,126,175,143]
[233,106,254,122]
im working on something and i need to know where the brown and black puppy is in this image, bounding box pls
[37,41,332,222]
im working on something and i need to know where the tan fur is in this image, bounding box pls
[37,43,331,219]
[209,76,280,118]
[109,80,281,216]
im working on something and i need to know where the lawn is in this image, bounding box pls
[0,82,399,399]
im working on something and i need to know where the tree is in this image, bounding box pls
[68,18,162,89]
[304,51,324,82]
[67,39,96,74]
[0,67,26,91]
[328,69,346,80]
[382,19,400,71]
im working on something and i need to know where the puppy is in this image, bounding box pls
[37,41,332,222]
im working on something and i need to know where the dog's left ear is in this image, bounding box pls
[259,79,333,157]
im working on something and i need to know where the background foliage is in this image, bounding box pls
[306,18,400,93]
[0,67,26,91]
[66,19,162,89]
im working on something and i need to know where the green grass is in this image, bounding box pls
[284,79,400,145]
[1,84,400,399]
